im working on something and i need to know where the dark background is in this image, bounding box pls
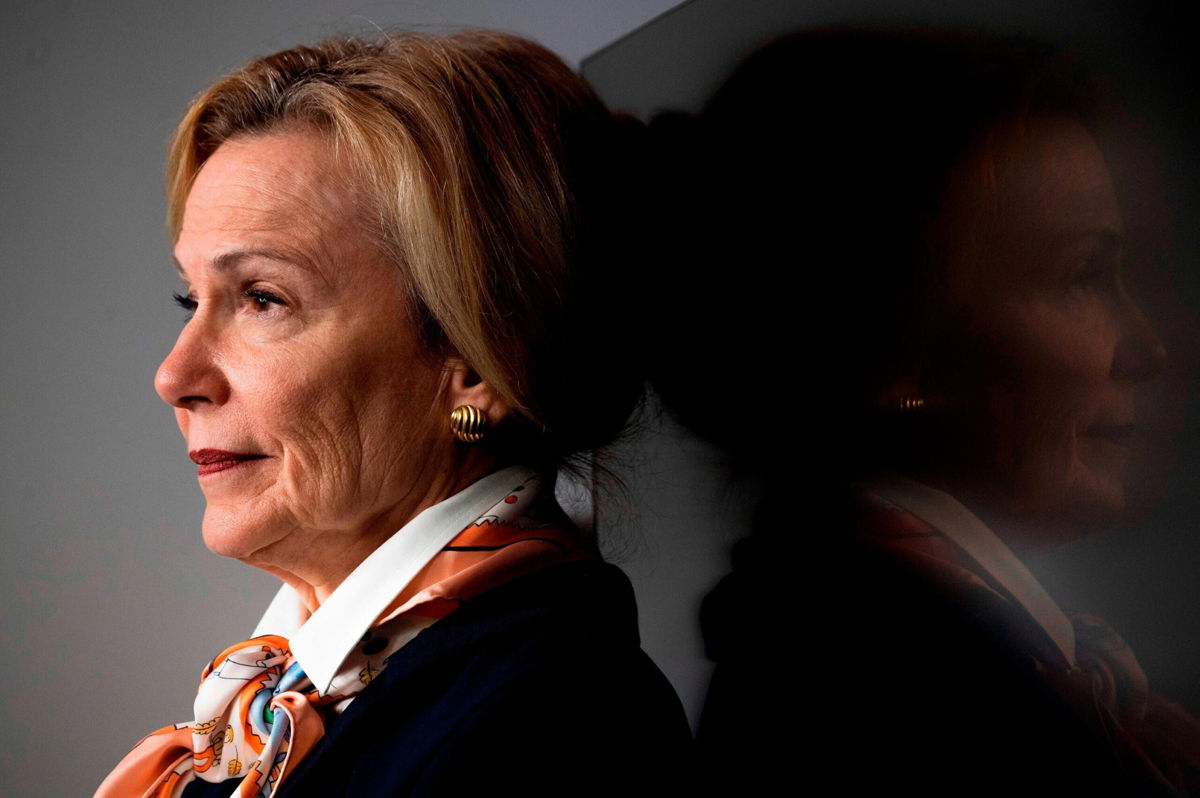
[587,0,1200,716]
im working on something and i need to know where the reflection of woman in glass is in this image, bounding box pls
[651,30,1200,795]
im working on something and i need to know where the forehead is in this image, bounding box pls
[176,130,364,263]
[1001,117,1120,233]
[941,117,1123,304]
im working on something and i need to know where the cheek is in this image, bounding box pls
[985,299,1120,507]
[346,352,446,482]
[974,374,1076,510]
[238,335,442,528]
[1006,300,1116,423]
[1005,380,1080,511]
[273,369,371,521]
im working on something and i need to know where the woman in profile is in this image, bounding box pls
[96,30,688,797]
[648,29,1200,796]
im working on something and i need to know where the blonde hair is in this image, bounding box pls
[167,31,642,462]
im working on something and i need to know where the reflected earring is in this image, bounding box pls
[878,372,929,413]
[878,394,930,412]
[450,405,487,443]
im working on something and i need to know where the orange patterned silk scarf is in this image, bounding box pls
[96,470,591,798]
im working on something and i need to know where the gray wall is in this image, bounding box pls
[0,3,683,795]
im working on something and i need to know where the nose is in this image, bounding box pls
[154,318,230,409]
[1111,291,1166,383]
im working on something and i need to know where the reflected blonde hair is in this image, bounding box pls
[167,31,641,462]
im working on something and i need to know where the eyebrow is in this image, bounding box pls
[173,248,312,277]
[1046,223,1123,248]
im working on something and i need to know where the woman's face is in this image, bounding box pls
[944,117,1164,548]
[156,131,446,567]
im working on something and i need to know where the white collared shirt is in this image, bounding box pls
[862,476,1076,667]
[251,465,537,695]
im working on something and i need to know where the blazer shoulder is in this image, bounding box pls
[283,560,693,798]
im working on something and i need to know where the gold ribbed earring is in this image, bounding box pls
[449,405,487,443]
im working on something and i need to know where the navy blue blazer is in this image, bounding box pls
[183,561,692,797]
[698,507,1181,797]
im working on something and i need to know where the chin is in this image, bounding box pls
[992,468,1126,555]
[201,505,285,561]
[1063,479,1126,530]
[1022,477,1126,553]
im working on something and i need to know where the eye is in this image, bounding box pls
[1068,232,1122,297]
[243,287,287,312]
[172,292,197,320]
[1069,259,1107,290]
[1068,247,1121,298]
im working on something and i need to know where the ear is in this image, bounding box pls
[444,358,511,426]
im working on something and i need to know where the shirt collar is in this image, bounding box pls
[862,476,1076,667]
[252,464,539,695]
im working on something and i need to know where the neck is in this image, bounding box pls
[246,450,499,612]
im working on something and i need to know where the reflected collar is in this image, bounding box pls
[862,476,1076,667]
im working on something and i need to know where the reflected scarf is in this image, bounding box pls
[861,497,1200,795]
[96,472,592,798]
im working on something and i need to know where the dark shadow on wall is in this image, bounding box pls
[584,1,1200,793]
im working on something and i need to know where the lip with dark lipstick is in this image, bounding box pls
[189,448,268,476]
